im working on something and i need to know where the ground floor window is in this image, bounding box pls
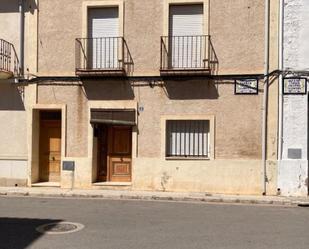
[166,120,210,158]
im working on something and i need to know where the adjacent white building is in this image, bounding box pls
[278,0,309,196]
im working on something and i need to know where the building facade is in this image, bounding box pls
[278,0,309,196]
[0,0,284,195]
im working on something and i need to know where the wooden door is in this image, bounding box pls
[108,126,132,182]
[39,120,61,182]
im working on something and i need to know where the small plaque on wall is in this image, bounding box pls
[283,78,307,95]
[234,79,258,94]
[63,161,75,171]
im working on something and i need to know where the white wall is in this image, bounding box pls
[279,0,309,196]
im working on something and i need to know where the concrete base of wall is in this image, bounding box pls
[278,160,308,197]
[132,158,278,196]
[0,160,27,187]
[47,157,278,195]
[0,178,27,187]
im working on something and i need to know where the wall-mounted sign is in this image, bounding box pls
[283,78,307,95]
[63,161,75,171]
[234,79,258,94]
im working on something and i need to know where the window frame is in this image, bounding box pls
[82,0,124,39]
[165,119,210,159]
[163,0,210,37]
[161,115,215,160]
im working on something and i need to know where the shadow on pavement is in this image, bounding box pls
[0,217,63,249]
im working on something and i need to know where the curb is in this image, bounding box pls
[0,189,304,206]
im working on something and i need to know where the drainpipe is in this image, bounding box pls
[262,0,270,195]
[278,0,284,162]
[19,0,25,77]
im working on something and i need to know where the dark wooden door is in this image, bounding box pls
[108,126,132,182]
[39,120,61,182]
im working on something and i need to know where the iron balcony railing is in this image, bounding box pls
[160,35,218,73]
[0,39,20,77]
[75,37,133,75]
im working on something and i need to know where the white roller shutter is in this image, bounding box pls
[169,5,203,68]
[88,8,119,69]
[166,120,210,157]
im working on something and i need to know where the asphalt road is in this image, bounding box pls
[0,197,308,249]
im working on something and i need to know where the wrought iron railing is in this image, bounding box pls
[75,37,133,75]
[0,39,20,77]
[160,35,218,73]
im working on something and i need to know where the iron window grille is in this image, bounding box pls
[166,120,210,158]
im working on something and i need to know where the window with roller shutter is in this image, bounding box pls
[88,7,119,69]
[168,4,204,69]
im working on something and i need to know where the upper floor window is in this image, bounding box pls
[169,4,204,69]
[76,4,133,77]
[88,7,119,69]
[169,4,203,37]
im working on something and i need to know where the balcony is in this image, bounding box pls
[0,39,20,80]
[160,35,218,76]
[75,37,133,77]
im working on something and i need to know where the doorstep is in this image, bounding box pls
[31,182,61,188]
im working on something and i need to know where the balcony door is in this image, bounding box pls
[169,4,203,69]
[88,7,119,69]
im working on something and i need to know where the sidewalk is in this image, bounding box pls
[0,187,308,206]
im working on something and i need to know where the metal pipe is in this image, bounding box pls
[278,0,284,162]
[262,0,270,195]
[19,0,25,77]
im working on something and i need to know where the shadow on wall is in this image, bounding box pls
[83,80,135,100]
[0,0,38,14]
[0,84,25,110]
[164,79,219,100]
[0,217,63,249]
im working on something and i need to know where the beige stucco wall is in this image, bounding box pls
[36,0,265,76]
[265,1,279,195]
[133,159,266,194]
[0,83,27,186]
[37,83,88,157]
[27,78,274,195]
[135,80,262,159]
[0,84,27,159]
[34,79,262,160]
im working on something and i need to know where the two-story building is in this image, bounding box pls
[0,0,282,195]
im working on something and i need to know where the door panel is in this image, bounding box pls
[39,120,61,182]
[108,126,132,182]
[111,127,131,154]
[109,157,131,182]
